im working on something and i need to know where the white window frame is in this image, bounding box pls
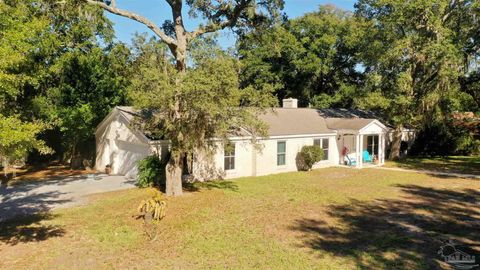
[314,138,329,161]
[367,135,379,156]
[224,144,235,171]
[277,141,286,166]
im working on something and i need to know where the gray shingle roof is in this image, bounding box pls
[259,108,335,136]
[325,118,376,131]
[113,106,384,138]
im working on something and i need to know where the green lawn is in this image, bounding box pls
[385,155,480,175]
[1,167,479,269]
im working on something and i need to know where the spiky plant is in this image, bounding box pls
[137,191,167,241]
[137,191,167,223]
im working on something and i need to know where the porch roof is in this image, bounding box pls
[325,118,387,134]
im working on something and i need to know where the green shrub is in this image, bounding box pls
[137,155,166,187]
[297,145,324,171]
[410,120,480,156]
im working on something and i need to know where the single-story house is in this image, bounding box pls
[95,99,389,180]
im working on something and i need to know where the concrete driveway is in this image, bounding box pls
[0,174,136,222]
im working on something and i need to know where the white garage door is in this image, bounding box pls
[113,140,150,178]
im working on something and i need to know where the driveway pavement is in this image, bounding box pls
[0,174,136,222]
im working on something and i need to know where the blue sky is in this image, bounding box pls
[107,0,357,48]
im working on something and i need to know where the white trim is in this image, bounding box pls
[95,107,150,145]
[95,108,118,135]
[355,134,361,168]
[206,133,338,142]
[223,143,236,171]
[266,133,337,140]
[116,110,151,144]
[313,137,330,161]
[359,120,388,134]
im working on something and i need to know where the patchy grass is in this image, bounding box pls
[1,167,480,269]
[385,156,480,175]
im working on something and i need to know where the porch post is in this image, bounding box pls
[377,133,382,165]
[380,133,385,164]
[355,134,361,168]
[359,134,364,168]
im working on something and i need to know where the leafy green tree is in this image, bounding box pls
[1,0,130,163]
[239,5,364,107]
[354,0,478,159]
[0,115,52,178]
[47,45,131,160]
[129,37,275,195]
[0,0,50,113]
[0,1,54,166]
[84,0,284,196]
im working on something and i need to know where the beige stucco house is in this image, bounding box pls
[95,99,389,180]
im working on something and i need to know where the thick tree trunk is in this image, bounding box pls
[164,4,188,197]
[165,152,183,196]
[172,1,187,74]
[389,125,402,160]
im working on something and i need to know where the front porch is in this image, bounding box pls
[333,120,388,168]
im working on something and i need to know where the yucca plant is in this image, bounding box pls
[137,190,167,241]
[137,191,167,223]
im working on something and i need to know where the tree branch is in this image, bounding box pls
[84,0,177,47]
[442,0,464,23]
[188,0,252,40]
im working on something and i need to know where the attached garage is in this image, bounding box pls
[95,107,165,179]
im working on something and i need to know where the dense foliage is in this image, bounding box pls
[0,0,129,164]
[0,114,52,177]
[239,2,480,157]
[128,36,276,195]
[239,5,363,108]
[137,155,166,188]
[297,145,324,171]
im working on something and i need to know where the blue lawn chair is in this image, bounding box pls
[363,150,373,163]
[344,155,356,166]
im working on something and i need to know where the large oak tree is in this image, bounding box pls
[82,0,283,196]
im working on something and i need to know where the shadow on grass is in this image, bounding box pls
[183,180,238,192]
[290,185,480,269]
[0,212,65,246]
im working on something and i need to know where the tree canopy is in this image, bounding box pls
[0,0,130,165]
[239,5,364,108]
[239,1,480,157]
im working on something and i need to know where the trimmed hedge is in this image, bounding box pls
[297,145,324,171]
